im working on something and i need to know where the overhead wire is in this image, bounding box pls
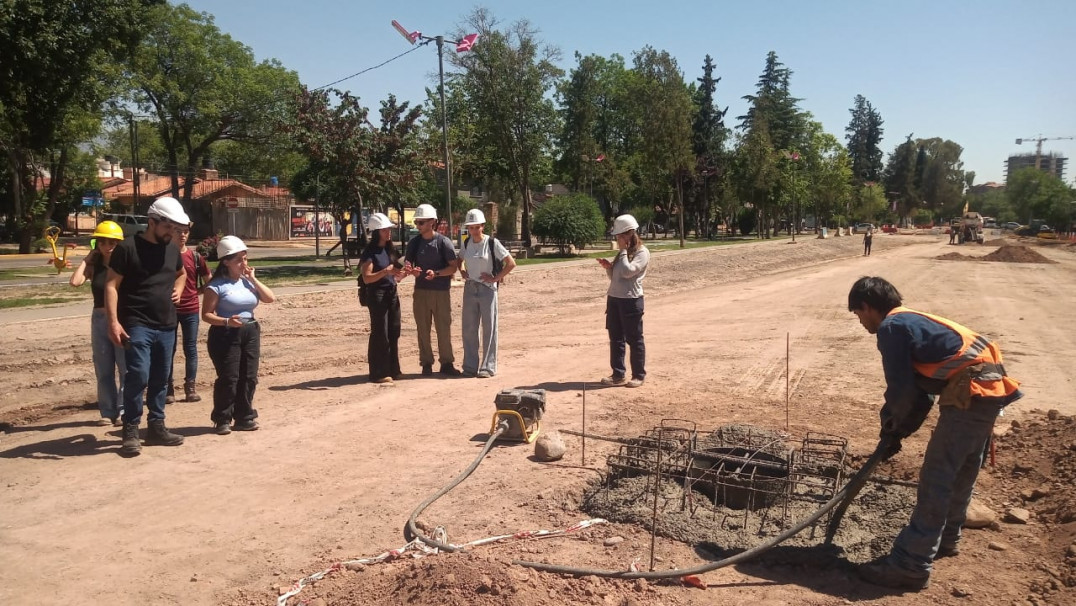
[313,43,428,91]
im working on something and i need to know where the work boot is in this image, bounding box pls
[121,422,142,456]
[421,364,433,376]
[232,419,259,432]
[184,380,201,403]
[600,375,627,386]
[936,542,960,559]
[165,383,175,404]
[145,420,184,446]
[857,557,930,591]
[439,364,462,376]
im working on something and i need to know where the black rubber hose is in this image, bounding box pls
[512,439,889,579]
[405,419,509,552]
[824,436,892,544]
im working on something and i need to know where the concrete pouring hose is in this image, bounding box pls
[404,418,511,552]
[511,438,890,579]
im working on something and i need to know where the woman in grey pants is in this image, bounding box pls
[459,209,516,378]
[597,214,650,388]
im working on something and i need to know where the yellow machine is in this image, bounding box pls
[489,388,546,443]
[44,226,75,274]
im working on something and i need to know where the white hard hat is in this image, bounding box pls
[216,235,247,259]
[611,214,639,235]
[147,196,190,225]
[414,204,437,220]
[463,208,486,226]
[368,212,394,231]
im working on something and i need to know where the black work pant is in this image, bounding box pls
[368,286,402,381]
[864,237,873,255]
[606,296,645,380]
[207,322,260,425]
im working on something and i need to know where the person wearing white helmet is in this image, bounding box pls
[596,214,650,388]
[459,208,516,378]
[403,203,461,376]
[359,213,412,384]
[105,196,191,454]
[201,235,276,435]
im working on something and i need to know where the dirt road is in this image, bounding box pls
[1,234,1074,605]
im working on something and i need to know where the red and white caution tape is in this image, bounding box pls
[277,518,607,606]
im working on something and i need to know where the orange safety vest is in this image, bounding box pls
[887,307,1021,400]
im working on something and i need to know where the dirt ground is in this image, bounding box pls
[2,232,1075,606]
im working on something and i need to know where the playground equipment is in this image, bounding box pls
[44,226,76,274]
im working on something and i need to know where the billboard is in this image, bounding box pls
[289,206,335,239]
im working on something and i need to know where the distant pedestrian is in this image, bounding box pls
[404,204,461,376]
[949,224,957,245]
[459,209,515,378]
[864,225,874,256]
[597,214,649,388]
[105,197,190,455]
[70,220,126,426]
[201,236,276,435]
[166,222,210,404]
[360,213,410,384]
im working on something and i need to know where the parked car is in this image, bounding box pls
[852,223,875,234]
[880,224,899,234]
[1002,222,1022,231]
[101,214,148,237]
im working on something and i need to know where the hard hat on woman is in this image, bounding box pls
[368,212,394,231]
[92,221,124,241]
[216,235,247,259]
[611,214,639,235]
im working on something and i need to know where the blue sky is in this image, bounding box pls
[183,0,1075,185]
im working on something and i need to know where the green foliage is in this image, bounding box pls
[1006,168,1075,230]
[532,194,606,253]
[737,207,757,236]
[845,94,885,183]
[123,3,300,203]
[450,8,564,247]
[630,205,656,236]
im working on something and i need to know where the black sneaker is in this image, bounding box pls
[421,364,433,376]
[214,422,232,435]
[439,364,462,376]
[232,419,259,432]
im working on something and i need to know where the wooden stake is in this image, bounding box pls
[786,332,790,431]
[581,381,587,466]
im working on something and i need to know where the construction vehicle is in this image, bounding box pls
[959,212,984,244]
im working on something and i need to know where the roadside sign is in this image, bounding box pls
[224,196,240,209]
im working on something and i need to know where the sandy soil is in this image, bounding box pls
[1,232,1075,606]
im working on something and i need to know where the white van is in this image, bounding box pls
[102,214,149,237]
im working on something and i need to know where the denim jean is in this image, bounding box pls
[891,398,1003,573]
[367,286,402,381]
[121,324,176,425]
[207,322,260,425]
[462,281,498,375]
[606,296,645,380]
[91,309,125,420]
[168,312,200,386]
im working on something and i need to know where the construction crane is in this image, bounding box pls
[1015,135,1076,171]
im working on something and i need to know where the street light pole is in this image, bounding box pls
[435,36,453,241]
[314,173,321,256]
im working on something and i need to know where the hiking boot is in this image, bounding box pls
[121,422,142,455]
[184,380,201,403]
[165,383,175,404]
[600,375,627,386]
[421,364,433,376]
[214,422,232,435]
[232,419,259,432]
[936,543,960,559]
[439,364,462,376]
[857,557,930,591]
[626,378,645,388]
[145,420,184,446]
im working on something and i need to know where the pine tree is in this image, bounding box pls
[845,94,885,184]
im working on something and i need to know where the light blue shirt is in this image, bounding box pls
[207,276,259,320]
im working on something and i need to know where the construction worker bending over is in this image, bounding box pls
[848,276,1022,591]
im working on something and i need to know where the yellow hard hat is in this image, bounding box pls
[92,221,124,241]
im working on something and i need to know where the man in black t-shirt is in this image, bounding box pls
[105,197,190,455]
[404,204,460,376]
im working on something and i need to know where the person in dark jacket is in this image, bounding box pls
[848,276,1023,591]
[360,213,411,384]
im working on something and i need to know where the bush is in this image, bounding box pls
[532,194,605,254]
[737,208,757,236]
[197,233,223,261]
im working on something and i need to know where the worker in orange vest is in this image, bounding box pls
[847,276,1023,592]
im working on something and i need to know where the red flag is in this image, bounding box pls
[456,33,478,52]
[595,154,605,163]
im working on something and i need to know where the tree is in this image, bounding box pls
[916,137,968,217]
[631,47,694,247]
[802,123,852,227]
[690,55,729,238]
[531,194,605,254]
[1,0,161,252]
[1006,168,1074,230]
[124,3,300,207]
[882,135,921,221]
[451,8,563,247]
[845,94,885,184]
